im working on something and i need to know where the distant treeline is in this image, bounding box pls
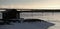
[19,10,60,12]
[0,8,60,12]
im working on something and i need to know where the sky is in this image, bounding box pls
[0,0,60,9]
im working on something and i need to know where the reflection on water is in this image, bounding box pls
[0,12,58,29]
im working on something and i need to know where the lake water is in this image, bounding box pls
[0,12,60,29]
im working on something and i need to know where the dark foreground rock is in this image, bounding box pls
[0,19,55,29]
[23,19,44,23]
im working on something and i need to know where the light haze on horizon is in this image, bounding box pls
[0,0,60,9]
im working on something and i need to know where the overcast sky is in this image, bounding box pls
[0,0,60,9]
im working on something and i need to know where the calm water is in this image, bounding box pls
[0,12,60,29]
